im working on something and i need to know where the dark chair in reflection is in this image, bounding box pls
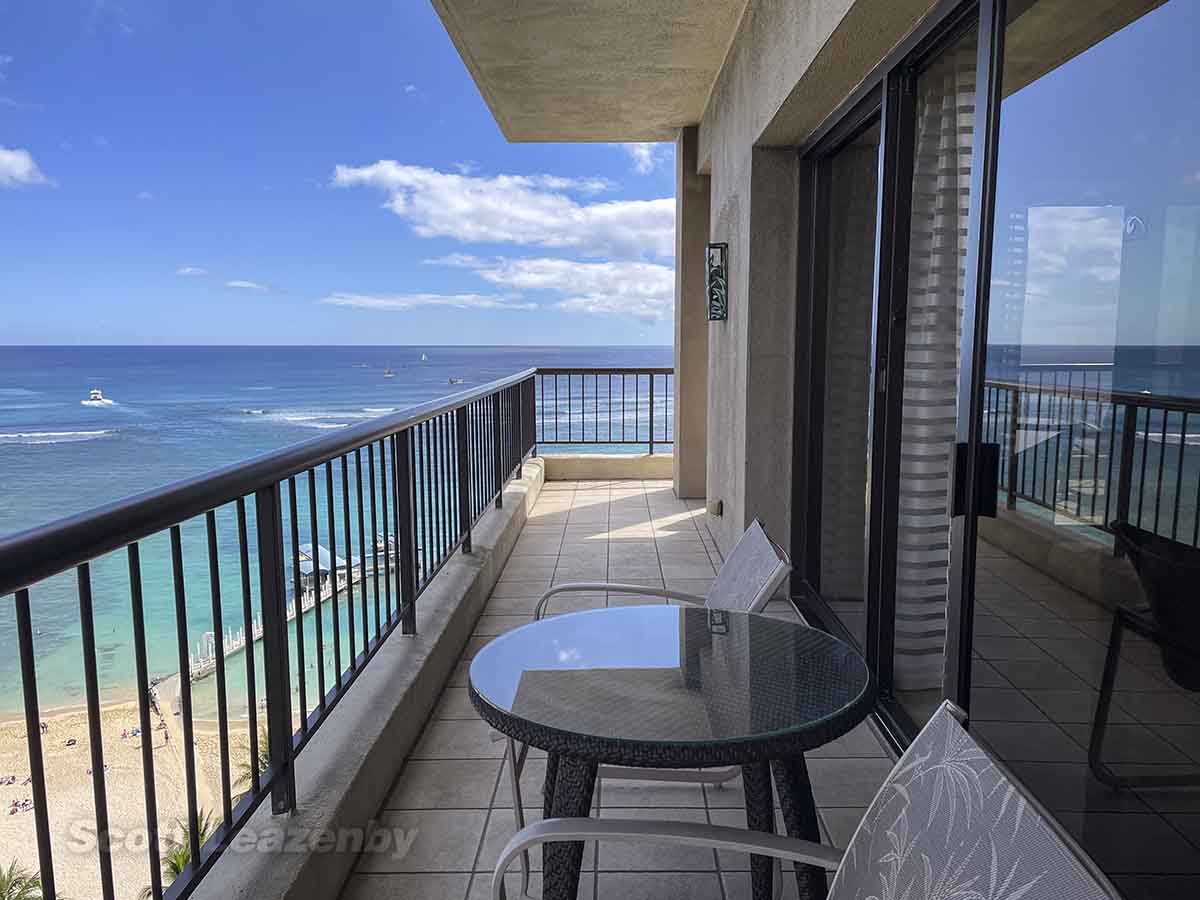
[1089,521,1200,788]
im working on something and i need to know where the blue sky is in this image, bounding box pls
[989,0,1200,348]
[0,0,675,345]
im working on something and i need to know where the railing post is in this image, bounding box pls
[493,390,504,509]
[1006,386,1020,510]
[394,429,419,633]
[648,374,656,456]
[456,408,472,553]
[530,375,538,458]
[15,589,55,900]
[513,383,524,476]
[254,484,296,815]
[1114,401,1139,556]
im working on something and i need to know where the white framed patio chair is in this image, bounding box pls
[499,519,791,897]
[531,517,791,622]
[491,701,1122,900]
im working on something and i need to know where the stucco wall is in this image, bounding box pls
[698,0,938,555]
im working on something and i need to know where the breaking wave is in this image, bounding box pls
[0,429,114,445]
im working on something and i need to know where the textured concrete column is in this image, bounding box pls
[673,125,710,499]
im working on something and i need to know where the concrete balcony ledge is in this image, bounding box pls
[978,506,1142,611]
[542,452,673,482]
[192,458,545,900]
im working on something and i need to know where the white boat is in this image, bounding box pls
[448,377,465,385]
[420,353,429,362]
[81,388,115,407]
[383,368,395,378]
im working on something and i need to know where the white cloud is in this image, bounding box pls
[426,255,674,322]
[1027,206,1123,286]
[618,142,671,175]
[136,190,154,201]
[332,161,672,259]
[226,279,270,292]
[176,265,208,277]
[423,253,484,269]
[0,146,51,188]
[403,84,417,94]
[319,291,536,312]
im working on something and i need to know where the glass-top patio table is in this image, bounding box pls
[469,605,875,900]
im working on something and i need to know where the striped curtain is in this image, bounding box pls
[893,33,977,691]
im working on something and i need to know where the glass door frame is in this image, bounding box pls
[790,0,1011,750]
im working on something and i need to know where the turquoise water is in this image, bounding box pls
[0,346,671,719]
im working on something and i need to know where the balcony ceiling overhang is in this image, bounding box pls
[429,0,748,142]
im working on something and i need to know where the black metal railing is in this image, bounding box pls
[534,367,674,453]
[983,367,1200,548]
[0,369,536,900]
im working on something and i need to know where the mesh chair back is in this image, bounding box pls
[1112,520,1200,690]
[704,519,790,613]
[829,701,1119,900]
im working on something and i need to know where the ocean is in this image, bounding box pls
[0,345,672,718]
[2,343,1197,720]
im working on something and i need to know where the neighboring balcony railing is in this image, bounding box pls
[983,367,1200,548]
[0,369,536,900]
[534,367,674,454]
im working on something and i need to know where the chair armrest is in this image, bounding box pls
[534,582,708,619]
[491,817,842,900]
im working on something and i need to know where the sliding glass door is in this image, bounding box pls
[796,0,1200,889]
[814,121,883,649]
[888,25,981,728]
[961,0,1200,889]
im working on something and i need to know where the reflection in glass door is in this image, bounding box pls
[966,0,1200,890]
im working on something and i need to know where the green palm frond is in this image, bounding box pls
[0,861,42,900]
[137,809,218,900]
[234,725,271,791]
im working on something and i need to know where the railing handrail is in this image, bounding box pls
[534,366,674,375]
[0,367,536,598]
[984,376,1200,415]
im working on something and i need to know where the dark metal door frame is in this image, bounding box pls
[790,0,1009,750]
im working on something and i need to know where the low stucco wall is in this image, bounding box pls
[542,452,674,481]
[191,458,544,900]
[978,506,1143,610]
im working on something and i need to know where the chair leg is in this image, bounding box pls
[1088,612,1125,789]
[506,739,533,899]
[1088,610,1200,789]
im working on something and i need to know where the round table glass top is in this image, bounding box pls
[469,606,873,754]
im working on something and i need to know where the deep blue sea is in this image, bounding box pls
[0,346,671,717]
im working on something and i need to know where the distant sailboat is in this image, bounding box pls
[420,353,429,362]
[383,368,395,378]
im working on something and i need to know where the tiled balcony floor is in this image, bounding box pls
[340,479,892,900]
[340,479,1200,900]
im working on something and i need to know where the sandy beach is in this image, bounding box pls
[0,680,257,900]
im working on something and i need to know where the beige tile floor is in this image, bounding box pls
[341,479,892,900]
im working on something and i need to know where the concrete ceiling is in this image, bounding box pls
[429,0,749,142]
